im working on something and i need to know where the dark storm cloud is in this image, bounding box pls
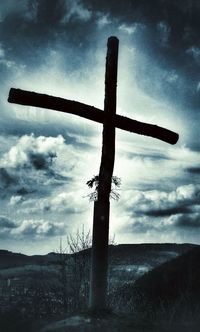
[173,213,200,228]
[142,206,191,217]
[0,4,199,67]
[0,0,199,111]
[118,184,200,236]
[84,0,200,107]
[186,167,200,174]
[0,216,16,229]
[124,184,200,220]
[116,184,200,236]
[29,152,54,170]
[86,0,200,49]
[36,0,66,24]
[0,167,42,197]
[0,0,94,71]
[0,0,100,143]
[0,215,17,238]
[0,168,30,198]
[0,168,18,188]
[0,134,72,197]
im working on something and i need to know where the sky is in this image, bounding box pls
[0,0,200,254]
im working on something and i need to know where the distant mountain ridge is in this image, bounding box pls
[0,243,198,270]
[0,249,60,269]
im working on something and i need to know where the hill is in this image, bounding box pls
[0,243,197,289]
[0,243,200,330]
[0,250,59,269]
[113,246,200,324]
[0,242,196,270]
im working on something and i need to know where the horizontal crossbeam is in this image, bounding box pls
[8,88,179,145]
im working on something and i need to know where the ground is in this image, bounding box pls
[38,312,200,332]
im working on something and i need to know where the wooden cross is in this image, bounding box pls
[8,36,179,312]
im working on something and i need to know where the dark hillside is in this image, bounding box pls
[108,243,196,265]
[113,246,200,323]
[134,246,200,304]
[0,250,67,269]
[0,244,200,329]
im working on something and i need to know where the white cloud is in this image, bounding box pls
[119,23,137,35]
[38,191,87,213]
[96,13,112,28]
[62,0,92,23]
[0,134,80,199]
[12,219,65,237]
[110,183,200,242]
[9,195,23,206]
[1,134,71,170]
[0,216,65,238]
[186,46,200,65]
[121,184,200,216]
[168,144,200,165]
[164,70,179,84]
[0,42,16,68]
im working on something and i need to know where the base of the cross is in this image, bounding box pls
[89,200,110,311]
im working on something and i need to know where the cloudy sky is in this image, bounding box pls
[0,0,200,254]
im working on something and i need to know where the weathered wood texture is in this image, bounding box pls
[8,88,179,145]
[89,36,118,310]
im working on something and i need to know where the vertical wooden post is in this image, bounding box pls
[89,36,119,311]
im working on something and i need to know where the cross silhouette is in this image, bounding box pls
[8,36,179,312]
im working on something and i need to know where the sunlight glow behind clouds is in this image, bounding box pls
[0,0,200,253]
